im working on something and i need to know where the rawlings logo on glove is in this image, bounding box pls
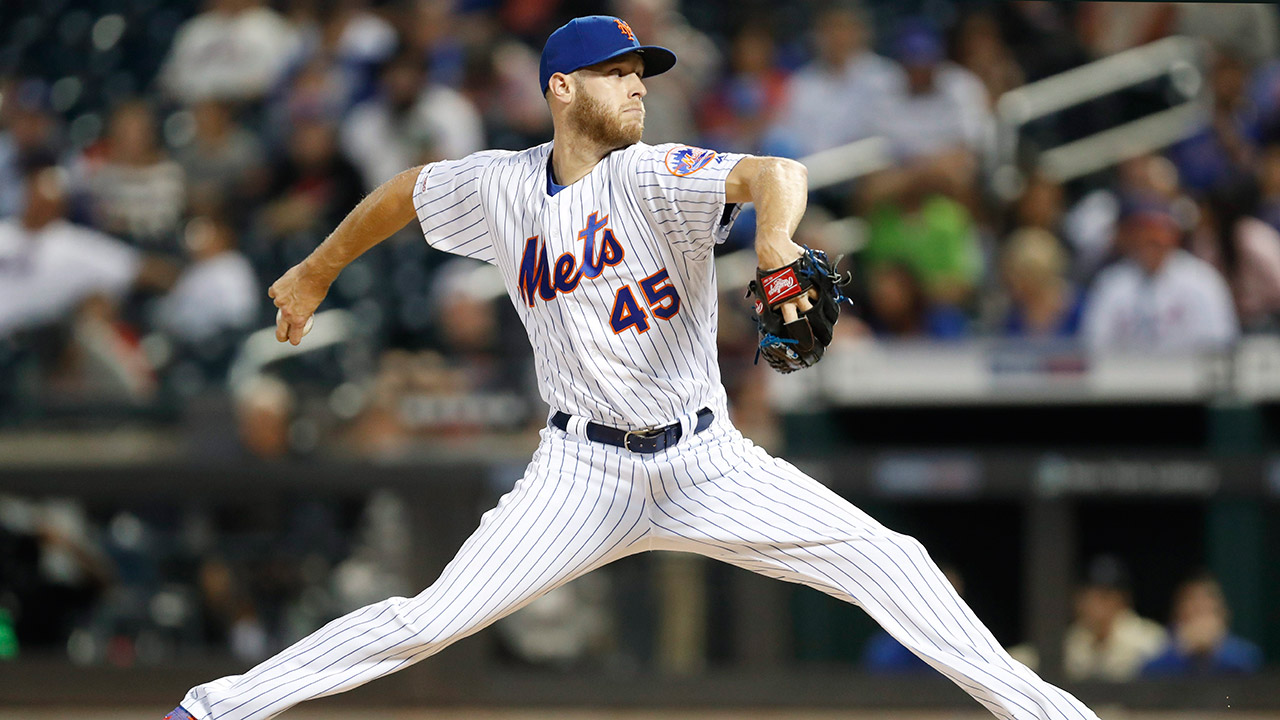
[747,246,852,374]
[761,268,803,304]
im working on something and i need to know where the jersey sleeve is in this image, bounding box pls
[633,144,747,255]
[412,152,503,265]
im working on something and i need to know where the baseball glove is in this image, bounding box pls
[747,246,852,373]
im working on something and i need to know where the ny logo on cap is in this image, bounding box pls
[615,19,636,41]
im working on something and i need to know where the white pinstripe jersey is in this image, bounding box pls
[413,141,746,430]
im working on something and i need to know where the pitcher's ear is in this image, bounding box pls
[548,73,574,103]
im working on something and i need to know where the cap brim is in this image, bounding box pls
[591,45,678,80]
[634,45,677,79]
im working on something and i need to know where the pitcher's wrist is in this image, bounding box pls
[302,253,342,285]
[755,234,801,270]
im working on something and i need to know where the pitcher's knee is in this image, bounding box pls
[877,530,929,557]
[395,591,495,649]
[378,594,444,643]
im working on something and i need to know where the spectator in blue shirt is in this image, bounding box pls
[1143,574,1263,676]
[866,264,970,340]
[1000,228,1083,339]
[1167,50,1260,193]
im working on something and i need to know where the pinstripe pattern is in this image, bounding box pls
[416,142,745,431]
[647,426,1097,720]
[177,142,1099,719]
[181,423,1099,720]
[182,429,653,720]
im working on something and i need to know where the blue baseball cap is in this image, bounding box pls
[893,19,944,67]
[1118,193,1179,228]
[539,15,677,93]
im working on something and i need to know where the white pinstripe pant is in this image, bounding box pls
[181,421,1098,720]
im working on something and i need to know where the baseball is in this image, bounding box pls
[277,309,314,337]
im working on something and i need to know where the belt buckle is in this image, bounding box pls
[624,425,664,453]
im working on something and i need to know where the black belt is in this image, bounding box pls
[551,407,713,454]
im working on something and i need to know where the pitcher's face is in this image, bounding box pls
[567,54,647,148]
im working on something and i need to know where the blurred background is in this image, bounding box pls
[2,0,1280,715]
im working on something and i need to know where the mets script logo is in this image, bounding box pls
[518,212,625,307]
[664,146,717,177]
[762,268,801,304]
[615,19,636,41]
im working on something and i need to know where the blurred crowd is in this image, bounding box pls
[2,0,1280,445]
[861,556,1264,679]
[2,0,1277,675]
[2,487,1264,678]
[1059,556,1262,679]
[0,490,410,665]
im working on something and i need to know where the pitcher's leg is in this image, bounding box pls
[651,434,1097,720]
[182,438,648,720]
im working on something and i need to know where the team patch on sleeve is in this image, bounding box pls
[663,146,718,177]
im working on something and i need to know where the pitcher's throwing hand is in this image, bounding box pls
[170,15,1101,720]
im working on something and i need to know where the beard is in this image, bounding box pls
[568,87,643,149]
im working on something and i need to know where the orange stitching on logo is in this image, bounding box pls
[615,19,636,41]
[663,146,717,177]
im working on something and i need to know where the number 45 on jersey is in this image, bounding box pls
[610,268,680,334]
